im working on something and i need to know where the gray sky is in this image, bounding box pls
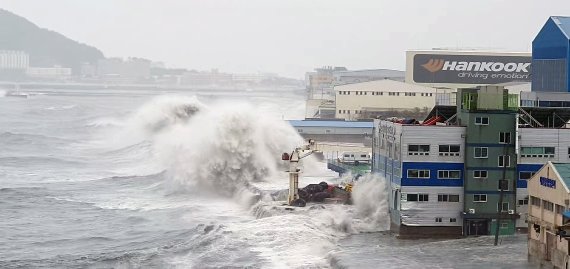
[1,0,569,78]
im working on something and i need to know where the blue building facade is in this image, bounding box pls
[532,16,570,92]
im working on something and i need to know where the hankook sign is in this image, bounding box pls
[413,54,531,84]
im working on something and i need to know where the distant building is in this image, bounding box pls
[333,69,405,85]
[97,57,151,81]
[181,69,232,86]
[0,50,29,70]
[306,66,347,100]
[334,79,438,120]
[532,16,570,92]
[80,62,97,78]
[26,66,72,79]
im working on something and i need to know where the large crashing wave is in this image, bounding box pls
[122,96,303,199]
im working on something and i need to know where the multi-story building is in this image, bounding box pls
[0,50,29,70]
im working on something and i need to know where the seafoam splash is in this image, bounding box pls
[351,174,390,232]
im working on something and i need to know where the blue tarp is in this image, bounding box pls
[562,210,570,219]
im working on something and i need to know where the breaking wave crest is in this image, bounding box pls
[107,96,303,201]
[154,102,303,199]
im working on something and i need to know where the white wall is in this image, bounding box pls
[334,80,436,120]
[519,128,570,164]
[400,186,463,226]
[401,125,465,163]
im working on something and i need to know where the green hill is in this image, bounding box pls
[0,9,104,74]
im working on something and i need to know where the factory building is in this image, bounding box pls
[334,79,439,120]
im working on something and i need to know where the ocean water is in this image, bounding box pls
[0,88,534,268]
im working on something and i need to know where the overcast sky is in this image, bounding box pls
[1,0,569,78]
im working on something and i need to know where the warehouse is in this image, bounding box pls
[527,162,570,269]
[334,79,438,120]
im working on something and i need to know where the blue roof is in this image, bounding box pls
[552,16,570,39]
[288,120,373,128]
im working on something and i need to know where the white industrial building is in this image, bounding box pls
[334,79,438,120]
[0,50,29,70]
[26,66,72,79]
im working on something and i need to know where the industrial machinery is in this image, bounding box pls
[281,139,317,206]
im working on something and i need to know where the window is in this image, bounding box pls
[408,144,430,155]
[499,132,511,144]
[544,200,554,212]
[438,170,461,179]
[438,194,460,202]
[498,202,509,212]
[407,169,430,178]
[406,193,428,202]
[407,194,418,201]
[556,205,566,215]
[450,218,457,223]
[338,110,342,114]
[500,222,509,228]
[435,217,442,223]
[518,198,529,206]
[439,145,460,156]
[473,170,488,178]
[520,147,555,158]
[498,155,511,167]
[360,154,367,158]
[474,194,487,202]
[568,147,570,158]
[474,147,488,158]
[475,117,489,125]
[530,196,541,207]
[519,171,535,180]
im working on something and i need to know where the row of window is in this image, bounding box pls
[409,168,531,181]
[408,144,460,156]
[337,91,434,96]
[407,169,461,179]
[530,196,566,215]
[405,193,520,212]
[404,193,459,202]
[435,217,457,223]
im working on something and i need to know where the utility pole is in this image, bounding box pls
[495,145,509,246]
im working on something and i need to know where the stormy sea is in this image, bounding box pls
[0,87,534,268]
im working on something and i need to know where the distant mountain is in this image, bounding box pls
[0,9,104,73]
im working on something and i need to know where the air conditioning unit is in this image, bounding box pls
[508,210,515,214]
[468,208,475,214]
